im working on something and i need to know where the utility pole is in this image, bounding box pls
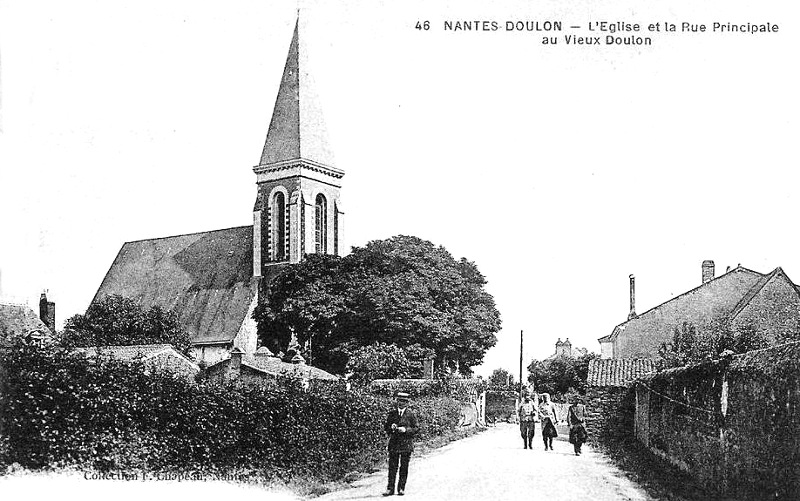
[519,329,524,398]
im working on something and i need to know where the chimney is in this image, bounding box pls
[423,355,435,379]
[39,292,56,333]
[230,346,244,371]
[563,338,572,357]
[628,274,637,320]
[702,260,715,284]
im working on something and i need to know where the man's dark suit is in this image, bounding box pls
[384,406,418,494]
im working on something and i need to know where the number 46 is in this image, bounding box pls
[415,21,430,30]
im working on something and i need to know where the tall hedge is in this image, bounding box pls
[0,343,464,480]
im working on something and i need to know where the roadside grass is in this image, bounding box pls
[595,436,735,501]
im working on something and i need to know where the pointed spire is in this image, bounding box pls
[259,17,335,168]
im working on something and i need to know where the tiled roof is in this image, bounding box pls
[76,344,176,360]
[93,226,283,345]
[208,353,338,380]
[587,358,656,387]
[0,303,50,346]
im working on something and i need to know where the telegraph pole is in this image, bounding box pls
[519,329,524,398]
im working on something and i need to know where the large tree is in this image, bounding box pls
[254,235,501,375]
[527,352,599,398]
[61,295,193,354]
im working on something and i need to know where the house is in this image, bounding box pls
[544,338,588,360]
[75,344,200,379]
[0,292,56,347]
[599,260,800,359]
[203,346,338,386]
[91,17,344,367]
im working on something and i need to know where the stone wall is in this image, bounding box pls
[585,386,634,444]
[634,342,800,499]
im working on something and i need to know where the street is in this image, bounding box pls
[318,423,653,501]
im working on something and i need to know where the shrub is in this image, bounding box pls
[0,341,466,481]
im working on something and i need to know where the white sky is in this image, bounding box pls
[1,0,798,379]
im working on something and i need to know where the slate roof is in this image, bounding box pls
[259,19,335,169]
[587,358,656,387]
[0,302,50,346]
[93,226,263,346]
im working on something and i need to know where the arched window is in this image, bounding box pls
[272,192,286,261]
[315,194,327,254]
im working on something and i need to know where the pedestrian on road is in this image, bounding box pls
[538,393,558,451]
[567,396,588,455]
[518,395,538,449]
[383,391,418,496]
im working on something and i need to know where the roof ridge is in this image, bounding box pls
[727,267,783,321]
[122,225,251,245]
[606,267,764,337]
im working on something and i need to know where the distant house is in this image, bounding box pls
[599,261,800,359]
[544,338,588,361]
[0,292,56,347]
[203,347,338,386]
[75,344,200,379]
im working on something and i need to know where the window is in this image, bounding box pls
[315,194,327,254]
[272,192,286,261]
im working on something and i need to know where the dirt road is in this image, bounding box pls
[318,423,653,501]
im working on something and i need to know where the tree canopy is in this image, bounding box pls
[254,235,501,375]
[527,352,599,399]
[658,320,770,368]
[487,368,514,388]
[62,295,193,354]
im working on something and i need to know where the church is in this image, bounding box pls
[92,18,344,366]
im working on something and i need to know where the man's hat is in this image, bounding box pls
[395,391,410,400]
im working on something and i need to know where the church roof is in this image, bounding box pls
[93,226,261,346]
[0,302,50,346]
[259,18,335,168]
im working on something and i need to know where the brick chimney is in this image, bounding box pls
[39,292,56,333]
[230,346,244,372]
[628,274,637,320]
[563,338,572,357]
[702,260,715,284]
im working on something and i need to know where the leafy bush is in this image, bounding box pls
[0,341,467,480]
[369,377,485,402]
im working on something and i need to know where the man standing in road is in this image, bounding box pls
[383,391,418,496]
[518,395,537,449]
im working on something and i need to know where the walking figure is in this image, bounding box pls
[568,396,588,456]
[538,393,558,451]
[518,395,538,449]
[383,391,418,496]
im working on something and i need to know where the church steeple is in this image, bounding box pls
[252,16,344,277]
[259,18,335,169]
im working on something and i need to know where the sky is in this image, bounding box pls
[1,0,798,380]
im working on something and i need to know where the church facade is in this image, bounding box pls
[92,19,343,366]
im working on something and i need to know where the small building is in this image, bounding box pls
[0,292,57,347]
[585,358,656,443]
[203,346,338,386]
[75,344,200,379]
[599,261,800,359]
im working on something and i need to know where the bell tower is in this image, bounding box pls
[252,17,344,277]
